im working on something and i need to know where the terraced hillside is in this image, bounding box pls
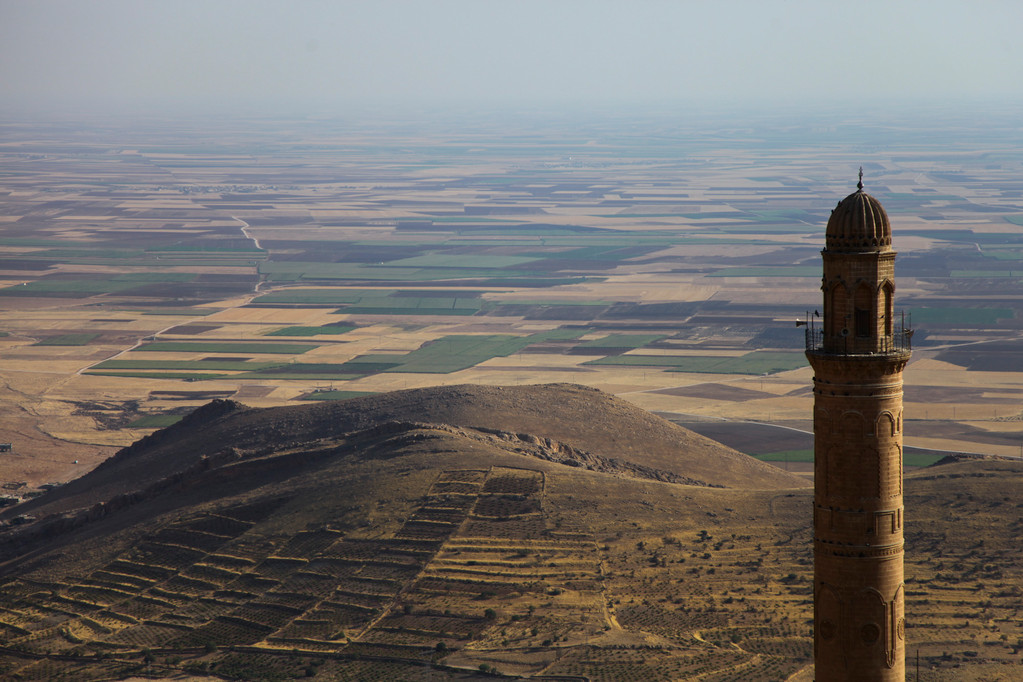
[5,384,803,526]
[0,385,1020,680]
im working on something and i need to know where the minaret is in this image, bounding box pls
[805,170,911,681]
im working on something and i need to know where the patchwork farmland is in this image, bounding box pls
[2,110,1023,489]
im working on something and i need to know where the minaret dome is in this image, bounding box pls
[825,187,892,252]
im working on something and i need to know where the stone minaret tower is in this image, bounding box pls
[805,171,911,681]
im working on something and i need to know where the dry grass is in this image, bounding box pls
[1,435,1017,681]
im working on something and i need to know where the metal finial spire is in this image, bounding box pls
[857,166,864,191]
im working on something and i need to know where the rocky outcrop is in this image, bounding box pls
[468,425,716,487]
[95,398,244,471]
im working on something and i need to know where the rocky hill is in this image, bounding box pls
[0,384,1019,681]
[3,383,804,529]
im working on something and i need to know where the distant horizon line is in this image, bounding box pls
[3,94,1023,124]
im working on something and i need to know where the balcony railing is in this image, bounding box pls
[805,327,824,352]
[804,318,913,354]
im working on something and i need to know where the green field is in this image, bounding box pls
[579,333,666,349]
[482,276,594,287]
[0,237,91,247]
[300,390,377,401]
[496,299,611,307]
[249,362,388,376]
[425,216,517,223]
[255,289,574,316]
[749,209,820,222]
[237,372,363,381]
[35,333,100,346]
[257,260,595,284]
[340,295,482,316]
[265,324,356,337]
[147,244,264,253]
[881,193,962,201]
[980,249,1023,261]
[136,341,318,354]
[137,259,259,267]
[751,449,943,468]
[516,245,625,261]
[142,309,218,316]
[586,351,806,375]
[259,262,505,281]
[522,329,589,342]
[681,351,807,375]
[254,289,394,305]
[949,270,1023,278]
[245,329,590,378]
[83,370,228,380]
[707,266,819,278]
[750,449,814,463]
[383,335,533,373]
[0,280,137,296]
[34,248,147,260]
[382,253,540,268]
[333,359,405,373]
[90,359,281,371]
[376,329,586,373]
[113,272,197,282]
[257,327,593,376]
[908,306,1013,325]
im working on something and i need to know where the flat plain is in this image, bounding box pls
[2,108,1023,492]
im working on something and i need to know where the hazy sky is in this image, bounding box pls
[2,0,1022,117]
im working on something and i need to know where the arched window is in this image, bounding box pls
[854,283,873,338]
[876,412,896,437]
[827,282,848,337]
[882,282,894,337]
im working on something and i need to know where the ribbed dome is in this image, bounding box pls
[825,187,891,252]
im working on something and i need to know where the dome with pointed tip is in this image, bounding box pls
[825,185,891,252]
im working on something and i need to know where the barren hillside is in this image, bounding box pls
[4,383,805,526]
[0,385,1018,681]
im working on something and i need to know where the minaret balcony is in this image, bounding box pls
[805,320,912,356]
